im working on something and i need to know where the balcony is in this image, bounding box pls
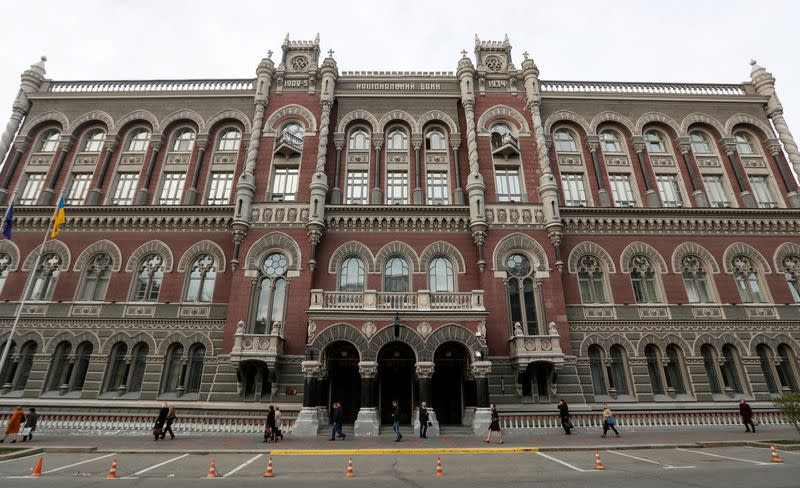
[491,133,520,159]
[274,131,303,157]
[508,323,565,365]
[229,322,284,367]
[309,290,485,312]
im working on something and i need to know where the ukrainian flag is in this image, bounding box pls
[50,195,66,238]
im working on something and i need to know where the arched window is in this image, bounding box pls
[576,255,607,304]
[645,130,668,154]
[732,255,765,303]
[217,128,241,151]
[690,130,714,154]
[384,257,410,292]
[644,344,664,394]
[782,255,800,303]
[664,344,687,394]
[506,253,539,335]
[491,123,512,137]
[12,341,36,391]
[185,254,216,302]
[186,343,206,394]
[701,344,722,394]
[629,255,660,303]
[78,253,113,301]
[162,343,184,394]
[127,342,149,394]
[680,255,712,303]
[554,129,578,152]
[105,342,128,393]
[348,129,369,150]
[757,344,779,394]
[0,341,15,386]
[82,129,105,152]
[720,344,744,393]
[71,341,93,392]
[281,122,304,141]
[735,131,758,155]
[255,253,288,334]
[46,341,72,392]
[426,129,446,151]
[27,253,61,300]
[588,345,607,395]
[428,257,454,292]
[172,129,195,152]
[609,345,629,395]
[777,344,799,392]
[387,128,408,150]
[0,252,11,295]
[131,254,164,302]
[38,129,60,152]
[338,257,365,292]
[600,130,623,153]
[127,129,150,152]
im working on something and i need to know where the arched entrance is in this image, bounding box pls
[238,360,270,401]
[521,361,555,403]
[378,342,415,425]
[324,341,361,424]
[432,341,471,425]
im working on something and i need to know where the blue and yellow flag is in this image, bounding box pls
[50,196,66,238]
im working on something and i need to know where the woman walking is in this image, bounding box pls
[153,402,169,441]
[558,400,572,435]
[22,408,37,442]
[161,406,176,440]
[274,406,284,441]
[601,403,620,438]
[0,406,24,443]
[484,404,504,444]
[264,405,276,442]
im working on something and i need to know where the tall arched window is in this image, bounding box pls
[338,257,365,292]
[127,129,150,152]
[186,343,206,394]
[281,122,304,142]
[70,341,93,392]
[162,343,184,394]
[79,253,113,301]
[645,130,668,154]
[255,253,288,334]
[172,128,196,152]
[588,345,607,395]
[105,342,128,393]
[46,341,72,392]
[782,255,800,302]
[131,254,164,302]
[644,344,664,394]
[600,130,623,153]
[0,252,11,295]
[720,344,744,393]
[681,255,712,303]
[609,345,629,395]
[732,255,765,303]
[38,129,60,152]
[576,255,607,304]
[757,344,779,394]
[701,344,721,394]
[629,255,660,303]
[664,344,687,394]
[384,257,410,292]
[689,130,714,154]
[426,129,446,150]
[387,128,408,150]
[0,341,15,386]
[554,129,578,152]
[83,129,105,152]
[185,254,216,302]
[217,128,241,151]
[127,342,149,394]
[27,253,61,300]
[12,341,36,391]
[777,344,799,392]
[348,129,369,150]
[428,257,454,292]
[734,131,758,155]
[506,253,539,335]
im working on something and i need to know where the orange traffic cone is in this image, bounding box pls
[31,456,44,478]
[435,456,444,477]
[771,446,783,463]
[207,457,219,478]
[345,457,355,477]
[263,455,275,478]
[106,458,119,479]
[594,450,605,470]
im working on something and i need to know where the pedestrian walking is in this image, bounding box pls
[558,400,572,435]
[739,399,756,433]
[330,402,345,441]
[601,403,620,438]
[21,408,38,442]
[0,406,24,443]
[153,402,168,441]
[265,405,276,442]
[161,406,176,440]
[484,404,504,444]
[274,406,284,441]
[419,402,429,438]
[392,400,403,442]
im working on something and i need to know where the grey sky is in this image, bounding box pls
[1,0,798,159]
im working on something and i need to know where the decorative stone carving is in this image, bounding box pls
[358,361,378,378]
[477,320,487,340]
[178,306,210,318]
[307,320,316,342]
[471,361,492,378]
[362,321,377,339]
[416,321,432,339]
[235,320,245,335]
[124,305,156,317]
[583,307,615,319]
[651,156,675,167]
[691,307,724,319]
[604,156,629,167]
[638,307,670,319]
[271,321,282,335]
[415,361,434,379]
[70,304,101,317]
[301,360,321,378]
[513,322,524,336]
[745,307,778,319]
[548,321,559,336]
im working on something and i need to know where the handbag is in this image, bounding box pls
[21,427,32,436]
[606,415,616,426]
[565,420,574,429]
[153,426,162,436]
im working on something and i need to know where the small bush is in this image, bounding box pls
[773,392,800,435]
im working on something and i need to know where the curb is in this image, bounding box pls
[0,448,41,461]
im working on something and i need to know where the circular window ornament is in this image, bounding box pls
[506,253,531,277]
[263,253,288,277]
[290,56,309,71]
[485,56,504,72]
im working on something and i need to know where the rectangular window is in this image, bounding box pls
[19,173,45,205]
[702,175,730,208]
[656,174,684,207]
[158,172,186,205]
[561,173,588,206]
[426,171,449,205]
[386,171,408,204]
[270,167,299,201]
[609,173,636,207]
[111,173,139,205]
[66,173,92,205]
[749,175,778,208]
[206,171,233,205]
[345,170,368,205]
[495,167,522,202]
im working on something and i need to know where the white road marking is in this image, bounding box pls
[676,448,774,466]
[606,449,695,469]
[123,453,189,478]
[42,452,117,474]
[537,451,596,473]
[223,454,262,478]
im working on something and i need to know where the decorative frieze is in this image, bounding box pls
[638,306,670,319]
[650,155,675,167]
[385,151,408,164]
[178,305,211,318]
[347,151,369,163]
[20,304,47,316]
[28,152,53,166]
[583,307,615,319]
[745,306,778,319]
[740,156,767,169]
[425,152,448,164]
[325,206,470,232]
[695,156,721,168]
[117,152,145,166]
[70,304,101,317]
[165,153,191,165]
[124,305,155,317]
[212,152,238,165]
[604,155,630,167]
[250,203,309,227]
[557,153,583,166]
[691,306,724,319]
[485,204,543,227]
[73,152,99,166]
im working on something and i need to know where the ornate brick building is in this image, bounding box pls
[1,35,799,435]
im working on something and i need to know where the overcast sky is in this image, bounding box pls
[1,0,798,158]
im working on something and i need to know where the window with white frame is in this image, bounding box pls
[645,130,668,154]
[217,129,241,151]
[345,170,368,204]
[495,167,522,202]
[735,131,758,155]
[690,130,714,155]
[387,128,408,150]
[426,171,449,205]
[600,130,623,153]
[732,255,765,303]
[782,255,800,303]
[19,173,45,205]
[131,254,164,302]
[111,173,139,205]
[386,171,408,204]
[656,174,684,207]
[554,129,578,152]
[576,255,608,304]
[66,173,92,205]
[702,175,731,208]
[426,129,446,151]
[348,129,370,150]
[749,175,778,208]
[680,255,712,303]
[158,172,186,205]
[185,254,216,302]
[207,171,233,205]
[561,173,588,206]
[77,253,113,301]
[609,173,636,207]
[38,130,60,152]
[127,129,150,152]
[172,129,195,152]
[82,130,105,152]
[270,167,299,201]
[27,253,61,300]
[629,255,661,303]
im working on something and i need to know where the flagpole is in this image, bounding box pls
[0,190,63,383]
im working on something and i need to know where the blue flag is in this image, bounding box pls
[1,201,12,239]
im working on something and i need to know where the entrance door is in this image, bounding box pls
[432,342,469,425]
[528,362,554,403]
[325,341,361,423]
[238,361,270,401]
[378,342,415,424]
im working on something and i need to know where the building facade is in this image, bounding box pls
[1,35,799,435]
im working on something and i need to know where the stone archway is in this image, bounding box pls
[432,341,472,425]
[323,341,361,424]
[237,360,271,402]
[377,341,416,425]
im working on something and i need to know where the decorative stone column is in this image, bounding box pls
[293,360,322,436]
[183,137,208,205]
[633,139,662,208]
[412,136,424,204]
[86,135,118,205]
[38,136,74,205]
[471,360,492,435]
[451,138,465,205]
[133,138,162,206]
[329,134,345,204]
[723,141,757,208]
[371,136,384,204]
[587,139,611,207]
[413,361,440,437]
[0,140,29,205]
[767,140,800,207]
[677,138,709,207]
[354,361,379,437]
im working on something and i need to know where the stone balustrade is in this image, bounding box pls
[229,332,283,365]
[47,79,254,93]
[309,290,485,311]
[540,81,748,96]
[509,333,565,364]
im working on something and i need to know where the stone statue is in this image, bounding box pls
[235,320,245,335]
[513,322,524,336]
[548,321,559,336]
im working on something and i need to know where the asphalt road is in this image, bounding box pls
[0,445,798,487]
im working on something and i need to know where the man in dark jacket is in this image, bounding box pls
[21,408,37,442]
[153,402,169,441]
[419,402,429,438]
[557,400,572,435]
[739,399,755,433]
[392,400,403,442]
[330,402,346,441]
